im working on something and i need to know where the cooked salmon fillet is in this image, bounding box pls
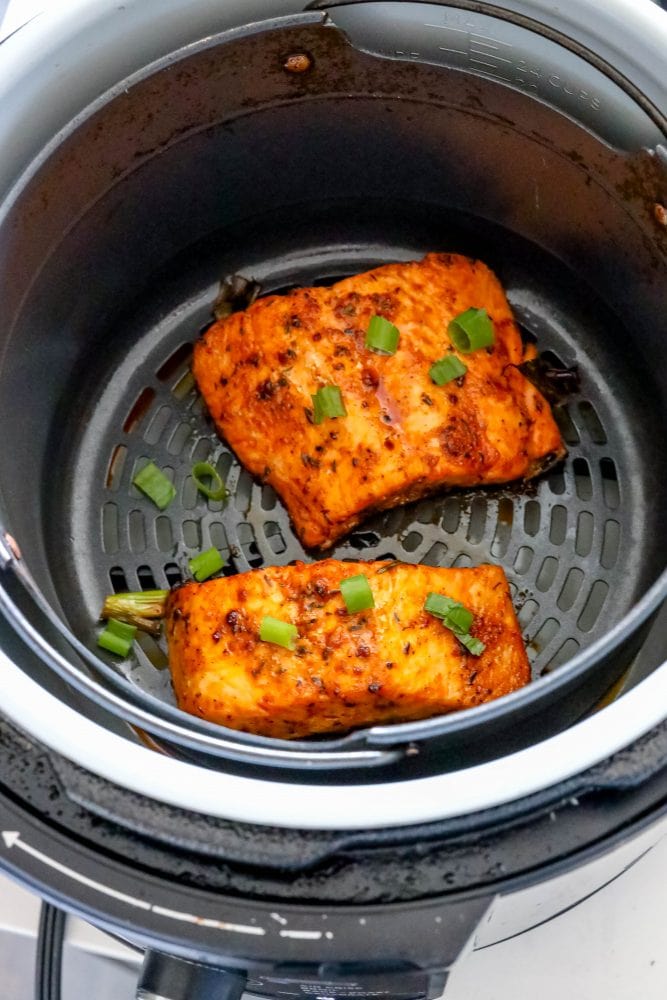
[193,253,564,549]
[166,560,529,739]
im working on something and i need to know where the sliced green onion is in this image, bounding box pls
[259,615,298,650]
[424,592,474,635]
[458,633,486,656]
[106,618,138,642]
[101,590,168,636]
[188,546,225,582]
[102,590,168,620]
[192,461,227,501]
[424,593,485,655]
[444,605,475,635]
[312,384,347,424]
[97,631,132,657]
[425,592,463,619]
[365,315,400,355]
[429,355,467,386]
[448,307,495,353]
[133,461,176,510]
[98,617,137,657]
[340,574,375,613]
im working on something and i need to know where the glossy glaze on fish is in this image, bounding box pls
[166,560,530,739]
[193,253,565,548]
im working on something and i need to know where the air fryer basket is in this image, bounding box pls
[0,6,665,776]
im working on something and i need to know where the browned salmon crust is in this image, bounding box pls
[193,253,565,549]
[166,560,530,739]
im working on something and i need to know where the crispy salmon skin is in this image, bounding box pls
[193,253,564,549]
[166,561,529,739]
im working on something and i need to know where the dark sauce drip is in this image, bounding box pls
[516,356,580,404]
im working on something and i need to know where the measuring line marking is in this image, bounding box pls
[470,33,513,50]
[436,44,468,56]
[152,903,265,936]
[469,45,513,65]
[2,830,264,936]
[280,929,323,940]
[468,56,504,71]
[424,23,470,34]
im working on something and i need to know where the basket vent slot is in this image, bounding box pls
[155,516,173,551]
[144,405,172,445]
[402,530,423,553]
[109,566,129,593]
[577,401,607,444]
[102,503,119,554]
[549,505,567,545]
[513,545,534,575]
[575,510,594,557]
[123,387,156,435]
[422,542,448,566]
[156,342,193,383]
[163,563,183,587]
[558,567,585,612]
[578,579,609,632]
[137,565,157,590]
[128,509,146,553]
[600,458,620,509]
[106,445,127,491]
[601,519,620,569]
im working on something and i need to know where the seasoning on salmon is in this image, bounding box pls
[166,560,530,739]
[193,253,565,549]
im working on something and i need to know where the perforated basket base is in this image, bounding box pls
[49,203,652,744]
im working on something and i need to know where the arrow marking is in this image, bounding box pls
[2,830,265,935]
[3,829,151,909]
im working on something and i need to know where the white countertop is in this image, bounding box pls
[0,0,38,38]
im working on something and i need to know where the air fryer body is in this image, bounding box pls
[0,1,666,996]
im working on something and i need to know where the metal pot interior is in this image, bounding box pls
[0,9,665,775]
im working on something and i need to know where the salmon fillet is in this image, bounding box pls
[193,253,564,549]
[166,560,529,739]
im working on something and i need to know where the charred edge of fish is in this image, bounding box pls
[515,356,581,402]
[212,274,263,320]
